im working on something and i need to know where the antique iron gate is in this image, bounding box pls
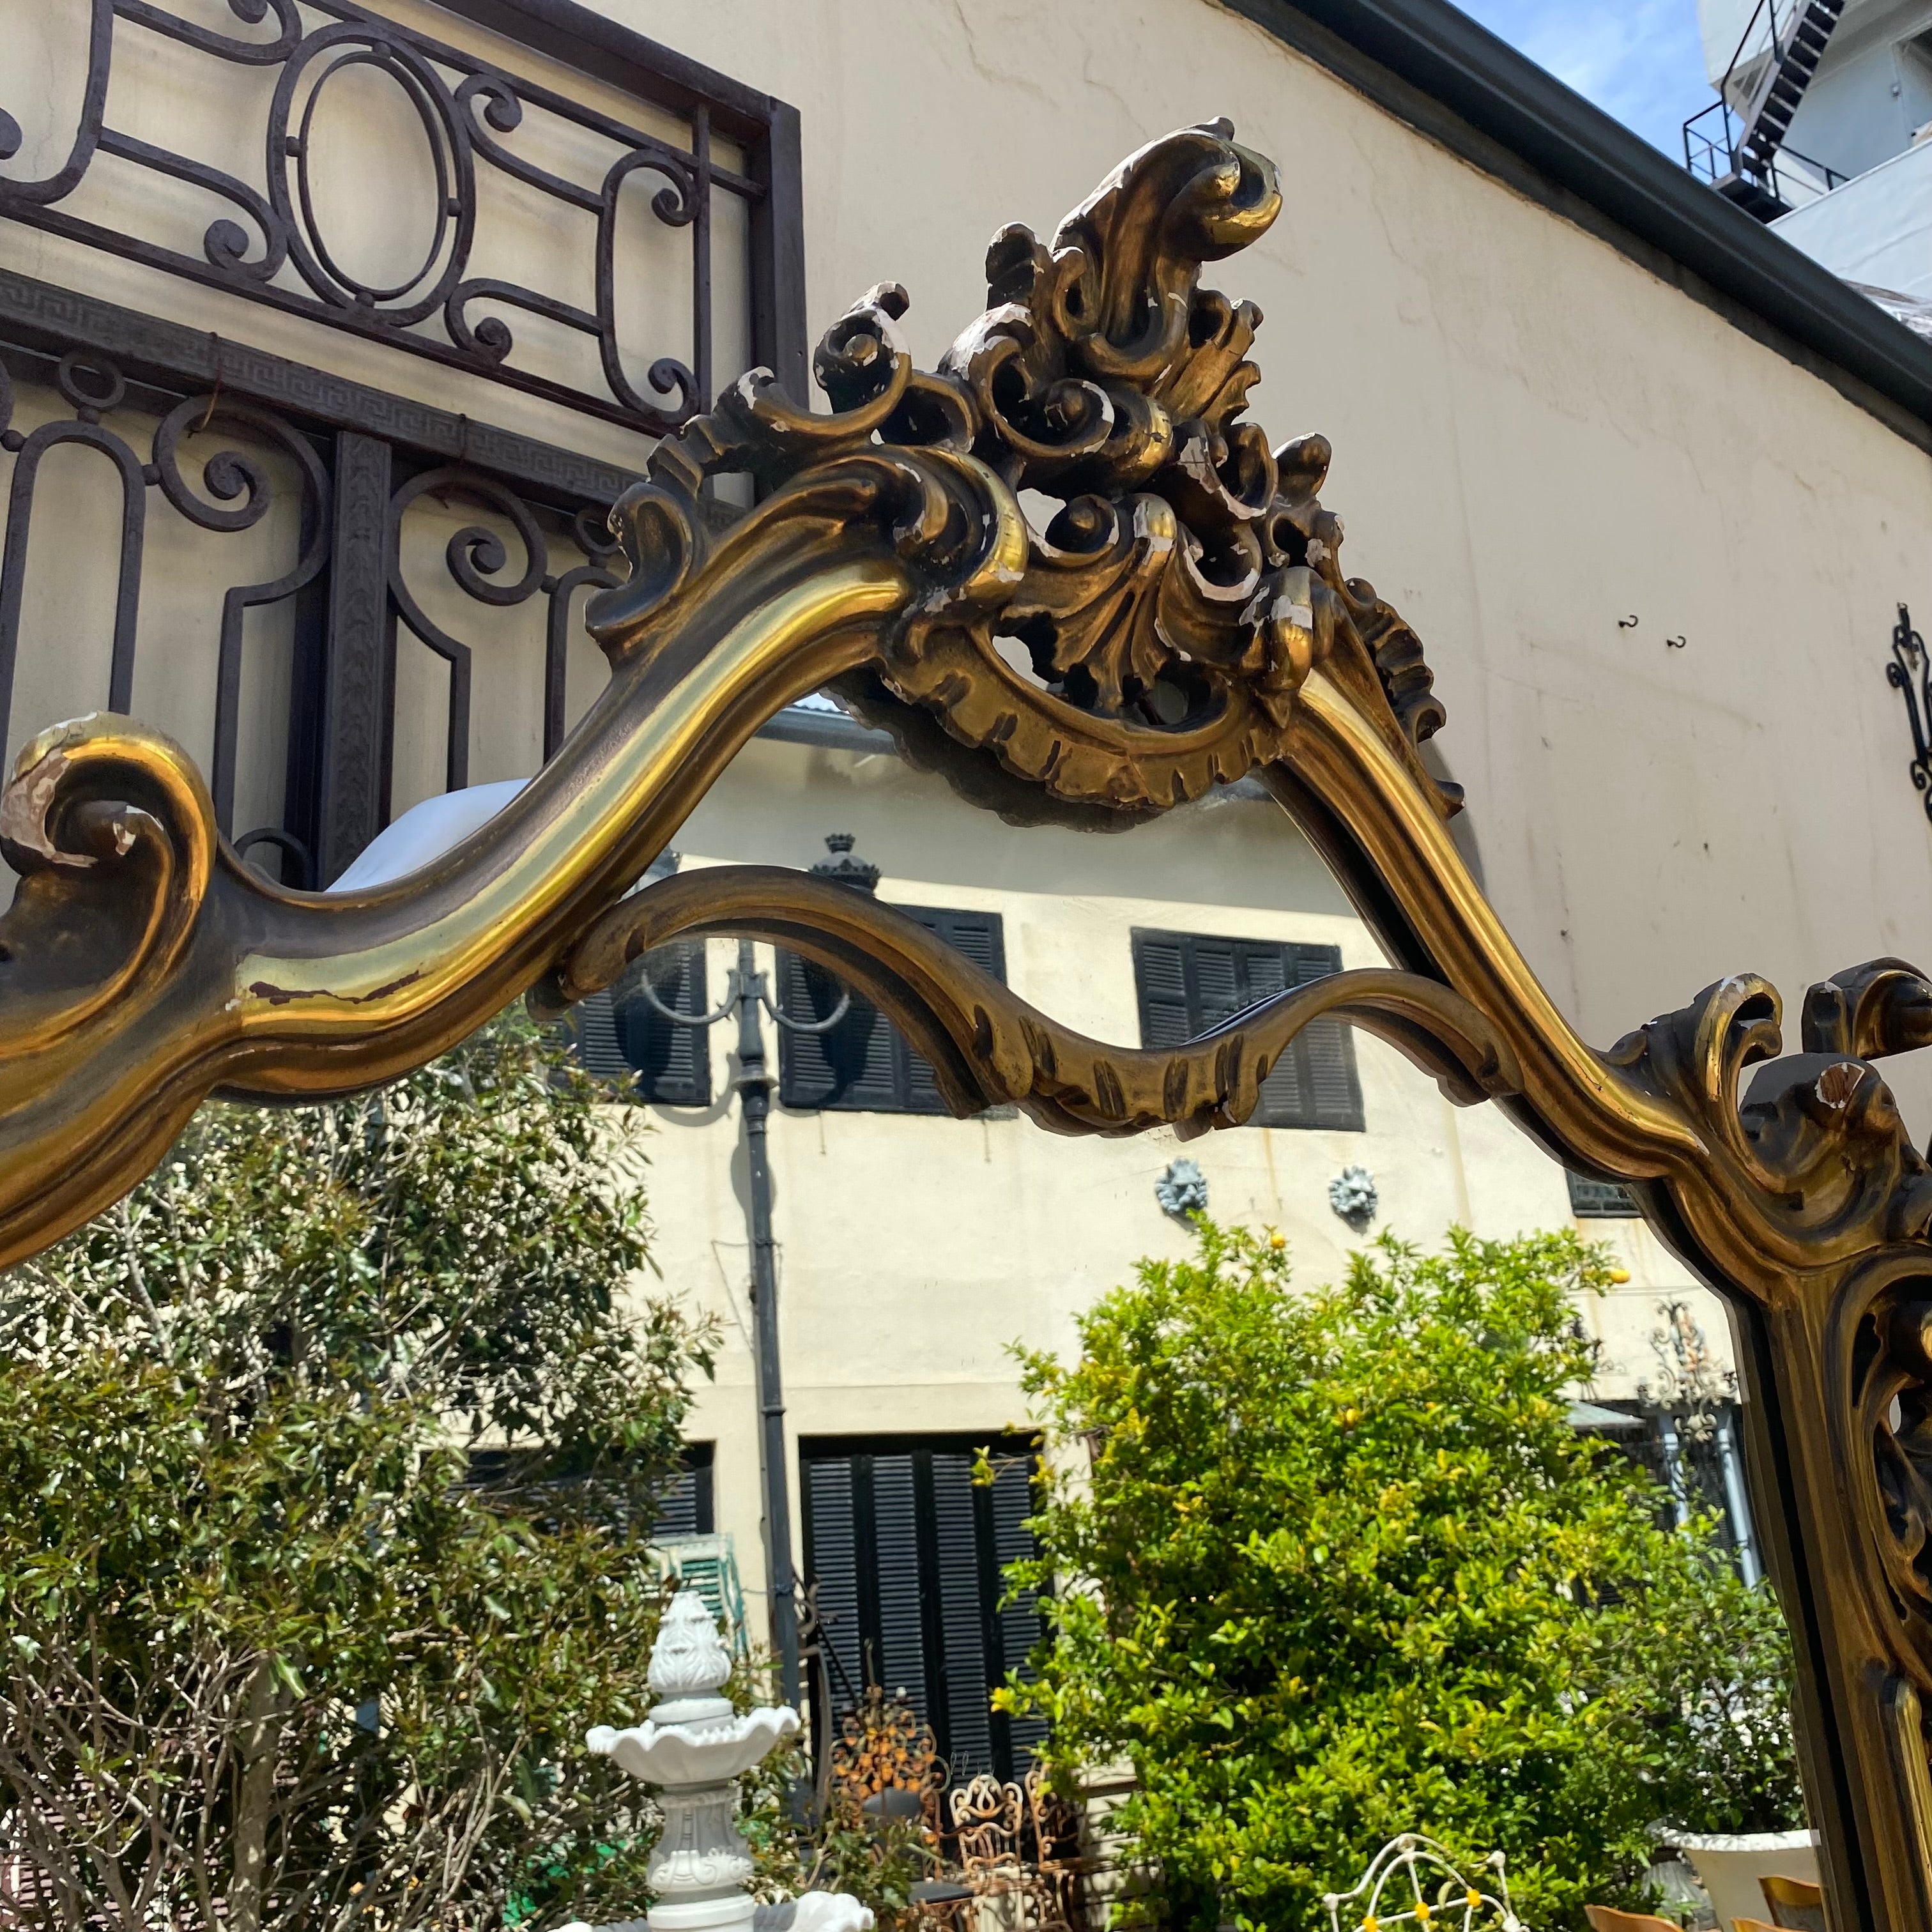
[3,20,1932,1927]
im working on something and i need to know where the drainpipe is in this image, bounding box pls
[734,937,802,1717]
[1716,1405,1764,1586]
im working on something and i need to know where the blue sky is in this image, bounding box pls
[1453,0,1716,160]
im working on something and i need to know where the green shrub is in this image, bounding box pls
[0,1015,716,1929]
[1005,1220,1804,1931]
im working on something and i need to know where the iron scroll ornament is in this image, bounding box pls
[1889,602,1932,824]
[0,0,762,433]
[2,120,1932,1928]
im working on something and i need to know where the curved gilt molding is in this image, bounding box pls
[535,867,1519,1137]
[0,117,1465,1267]
[2,119,1932,1926]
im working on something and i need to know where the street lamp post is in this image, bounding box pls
[733,934,800,1716]
[633,844,868,1719]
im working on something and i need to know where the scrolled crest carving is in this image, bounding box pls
[1604,967,1932,1262]
[587,121,1455,816]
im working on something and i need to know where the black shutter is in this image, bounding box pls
[572,985,630,1079]
[870,1454,931,1723]
[802,1456,865,1715]
[615,943,712,1105]
[1190,935,1244,1027]
[650,1443,716,1540]
[572,940,712,1105]
[904,910,1005,1112]
[1296,950,1364,1130]
[801,1436,1046,1788]
[779,908,1006,1114]
[1256,942,1363,1132]
[929,1448,994,1781]
[1132,930,1364,1132]
[987,1456,1048,1771]
[775,951,902,1109]
[1133,931,1194,1049]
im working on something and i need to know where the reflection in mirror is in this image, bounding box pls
[529,726,1811,1931]
[0,689,1825,1924]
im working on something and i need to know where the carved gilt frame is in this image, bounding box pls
[1,123,1928,1929]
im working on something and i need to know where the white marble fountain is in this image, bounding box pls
[564,1591,873,1932]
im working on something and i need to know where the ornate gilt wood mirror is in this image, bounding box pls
[2,119,1929,1929]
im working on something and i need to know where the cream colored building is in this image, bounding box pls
[6,0,1931,1782]
[625,717,1738,1734]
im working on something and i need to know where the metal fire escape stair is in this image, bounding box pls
[1683,0,1848,219]
[1727,0,1845,217]
[1740,0,1843,171]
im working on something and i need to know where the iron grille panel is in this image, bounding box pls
[0,0,804,435]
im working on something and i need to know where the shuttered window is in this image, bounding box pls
[1567,1172,1642,1218]
[1131,928,1365,1131]
[463,1441,713,1540]
[777,908,1006,1114]
[650,1443,716,1540]
[801,1434,1046,1787]
[571,940,712,1106]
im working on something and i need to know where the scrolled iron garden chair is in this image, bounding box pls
[1018,1765,1091,1932]
[949,1774,1026,1906]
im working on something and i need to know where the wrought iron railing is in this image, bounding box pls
[0,0,804,887]
[0,0,803,436]
[1683,113,1844,211]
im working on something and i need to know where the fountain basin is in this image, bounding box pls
[587,1706,800,1786]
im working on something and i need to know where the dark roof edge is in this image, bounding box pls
[755,707,900,754]
[1226,0,1932,449]
[751,706,1276,802]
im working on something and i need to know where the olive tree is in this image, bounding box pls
[0,1016,716,1929]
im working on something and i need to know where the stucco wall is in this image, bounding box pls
[585,0,1932,1131]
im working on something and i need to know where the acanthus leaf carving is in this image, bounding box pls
[587,121,1453,817]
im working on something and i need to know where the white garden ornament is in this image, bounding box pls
[1322,1834,1524,1932]
[563,1590,873,1932]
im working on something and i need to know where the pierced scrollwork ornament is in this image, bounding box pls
[585,120,1453,817]
[1,119,1931,1931]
